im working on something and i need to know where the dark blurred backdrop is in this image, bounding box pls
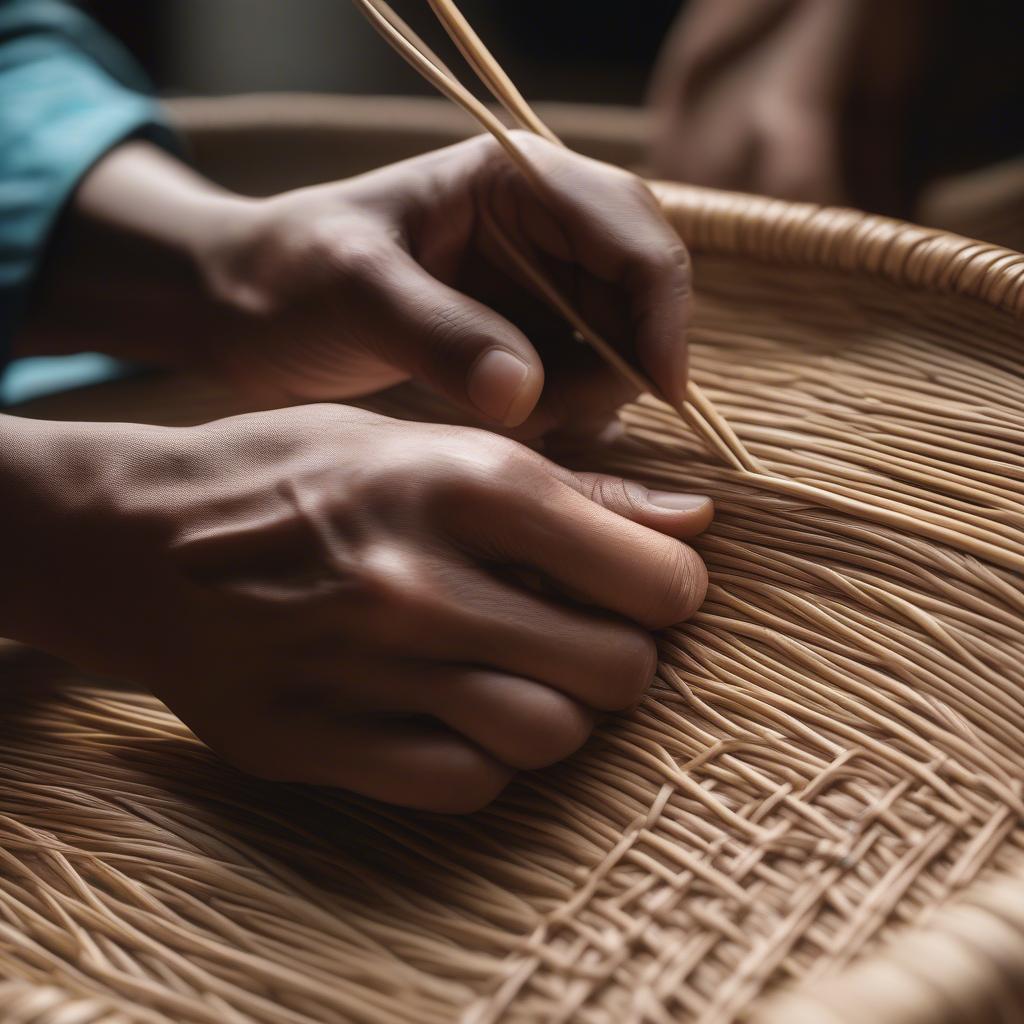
[82,1,682,103]
[79,0,1022,244]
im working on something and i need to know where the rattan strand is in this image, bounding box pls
[354,0,763,473]
[1,201,1022,1021]
[353,0,1024,578]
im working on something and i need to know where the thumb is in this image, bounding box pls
[558,469,714,539]
[373,250,544,426]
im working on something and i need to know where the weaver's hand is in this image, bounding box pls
[22,135,690,439]
[0,407,711,811]
[207,133,690,437]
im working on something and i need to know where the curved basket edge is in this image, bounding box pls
[651,181,1024,322]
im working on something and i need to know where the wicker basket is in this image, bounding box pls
[4,96,1023,1023]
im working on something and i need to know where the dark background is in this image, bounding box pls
[81,0,1023,201]
[83,1,682,104]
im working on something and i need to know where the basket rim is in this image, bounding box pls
[651,180,1024,322]
[167,92,1023,322]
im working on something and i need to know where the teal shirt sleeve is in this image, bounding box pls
[0,0,179,367]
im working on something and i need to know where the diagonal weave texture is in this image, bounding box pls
[2,177,1024,1023]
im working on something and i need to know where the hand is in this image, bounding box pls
[1,406,712,811]
[204,132,691,437]
[648,0,926,214]
[24,135,691,439]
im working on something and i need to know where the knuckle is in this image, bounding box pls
[469,430,529,475]
[514,693,593,770]
[475,429,528,469]
[643,239,691,282]
[469,130,505,164]
[494,129,548,165]
[321,228,395,286]
[420,759,514,814]
[649,544,708,627]
[432,432,540,508]
[295,403,347,435]
[355,545,433,615]
[625,172,657,205]
[584,473,648,515]
[625,242,692,305]
[663,238,691,276]
[597,626,659,710]
[282,216,341,269]
[423,304,491,354]
[505,128,534,148]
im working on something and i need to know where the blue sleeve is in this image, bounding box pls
[0,0,180,367]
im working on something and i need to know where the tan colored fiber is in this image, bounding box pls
[352,0,1024,577]
[1,5,1023,1022]
[347,0,547,192]
[425,0,560,143]
[354,0,762,474]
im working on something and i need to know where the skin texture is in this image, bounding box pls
[648,0,929,216]
[0,407,710,812]
[5,133,710,810]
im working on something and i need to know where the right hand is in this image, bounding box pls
[4,405,712,812]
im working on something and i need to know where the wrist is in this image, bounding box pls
[83,144,265,352]
[0,415,140,643]
[72,141,258,269]
[19,142,261,366]
[0,414,191,664]
[0,415,68,641]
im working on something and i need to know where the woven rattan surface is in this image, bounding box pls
[4,173,1023,1021]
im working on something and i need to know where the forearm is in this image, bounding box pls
[0,410,173,656]
[0,413,59,641]
[15,142,257,367]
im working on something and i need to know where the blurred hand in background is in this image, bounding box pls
[647,0,927,214]
[647,0,1023,222]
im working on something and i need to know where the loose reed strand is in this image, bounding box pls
[353,0,759,472]
[349,0,547,191]
[426,0,560,143]
[478,206,750,471]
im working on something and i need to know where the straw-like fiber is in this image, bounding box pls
[2,177,1023,1021]
[652,183,1024,320]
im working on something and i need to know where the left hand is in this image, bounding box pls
[196,132,692,438]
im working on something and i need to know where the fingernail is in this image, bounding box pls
[648,491,712,511]
[467,349,532,425]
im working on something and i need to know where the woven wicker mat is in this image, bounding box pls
[2,183,1024,1024]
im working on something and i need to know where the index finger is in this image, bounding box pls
[450,467,709,629]
[488,134,691,407]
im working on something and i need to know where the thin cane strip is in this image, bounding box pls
[350,0,547,192]
[353,0,758,471]
[612,414,1024,573]
[425,0,559,143]
[478,206,751,470]
[699,595,1024,751]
